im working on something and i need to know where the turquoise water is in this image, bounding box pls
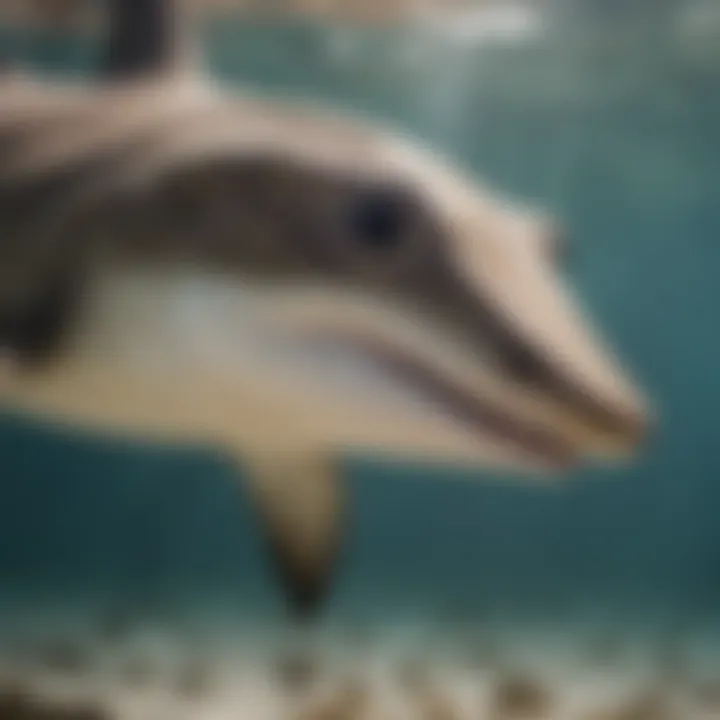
[0,19,719,632]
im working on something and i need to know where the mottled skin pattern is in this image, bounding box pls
[0,1,651,617]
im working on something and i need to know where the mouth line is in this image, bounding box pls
[493,340,644,455]
[322,330,580,471]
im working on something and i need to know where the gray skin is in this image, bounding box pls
[0,0,651,618]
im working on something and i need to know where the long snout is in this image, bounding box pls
[444,220,651,461]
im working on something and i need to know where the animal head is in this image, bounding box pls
[86,92,647,475]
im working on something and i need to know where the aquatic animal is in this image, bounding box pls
[0,0,651,618]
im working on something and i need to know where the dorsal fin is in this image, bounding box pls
[99,0,198,82]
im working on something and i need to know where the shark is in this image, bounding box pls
[0,0,651,619]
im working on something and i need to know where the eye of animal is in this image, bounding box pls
[346,188,410,250]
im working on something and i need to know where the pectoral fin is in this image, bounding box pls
[242,449,346,620]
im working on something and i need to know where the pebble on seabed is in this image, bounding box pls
[393,660,463,720]
[295,678,368,720]
[0,681,109,720]
[488,673,554,718]
[412,681,463,720]
[580,687,678,720]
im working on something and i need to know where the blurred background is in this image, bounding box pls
[0,0,719,646]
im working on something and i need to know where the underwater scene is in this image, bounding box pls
[1,2,720,717]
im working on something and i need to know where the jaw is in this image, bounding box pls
[254,285,650,475]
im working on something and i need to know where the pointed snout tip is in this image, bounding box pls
[605,393,657,459]
[572,386,656,468]
[556,402,654,475]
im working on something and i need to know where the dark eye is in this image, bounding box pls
[346,188,410,250]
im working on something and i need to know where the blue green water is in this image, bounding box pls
[0,19,719,631]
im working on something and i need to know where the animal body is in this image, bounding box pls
[0,0,651,617]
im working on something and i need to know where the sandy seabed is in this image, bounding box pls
[1,599,720,719]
